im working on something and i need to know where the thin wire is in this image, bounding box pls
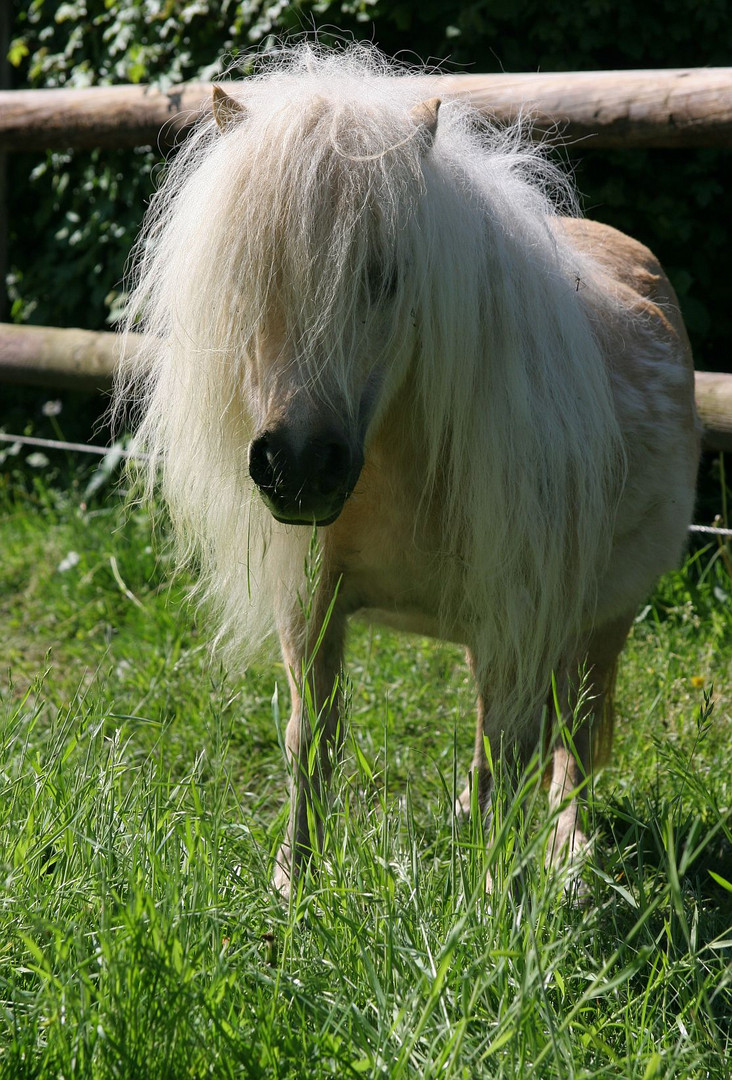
[0,431,141,458]
[2,429,732,536]
[688,523,732,538]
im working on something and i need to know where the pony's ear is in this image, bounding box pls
[409,97,441,144]
[212,85,247,132]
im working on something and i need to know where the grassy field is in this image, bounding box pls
[0,441,731,1078]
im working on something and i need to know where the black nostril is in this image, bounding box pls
[249,432,279,490]
[316,439,351,485]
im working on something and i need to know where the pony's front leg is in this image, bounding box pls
[273,601,346,897]
[456,650,493,817]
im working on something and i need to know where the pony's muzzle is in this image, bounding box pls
[248,425,363,526]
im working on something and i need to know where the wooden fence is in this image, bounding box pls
[1,69,732,150]
[2,322,728,452]
[1,69,731,451]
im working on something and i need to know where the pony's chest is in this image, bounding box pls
[324,478,452,635]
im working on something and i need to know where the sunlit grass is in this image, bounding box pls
[0,463,730,1078]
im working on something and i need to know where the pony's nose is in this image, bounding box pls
[248,426,361,525]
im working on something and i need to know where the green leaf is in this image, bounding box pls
[643,1052,664,1080]
[708,869,732,892]
[8,39,30,67]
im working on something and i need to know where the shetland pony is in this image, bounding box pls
[117,45,700,895]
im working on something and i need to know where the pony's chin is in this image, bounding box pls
[267,502,345,527]
[271,510,342,527]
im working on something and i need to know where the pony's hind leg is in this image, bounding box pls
[456,649,538,820]
[457,649,547,894]
[547,613,634,878]
[458,617,632,895]
[273,598,346,897]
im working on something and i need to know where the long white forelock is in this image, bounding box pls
[185,76,424,410]
[117,44,627,722]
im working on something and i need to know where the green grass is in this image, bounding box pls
[0,457,731,1079]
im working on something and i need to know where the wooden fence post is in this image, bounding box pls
[0,6,10,320]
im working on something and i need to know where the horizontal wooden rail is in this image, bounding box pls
[0,322,135,391]
[439,68,732,148]
[1,323,731,451]
[694,371,732,453]
[1,68,731,151]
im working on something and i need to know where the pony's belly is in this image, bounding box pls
[344,575,443,637]
[340,562,467,643]
[354,606,448,640]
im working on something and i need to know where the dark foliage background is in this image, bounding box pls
[5,0,732,370]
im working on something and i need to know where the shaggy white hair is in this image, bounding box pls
[116,44,628,734]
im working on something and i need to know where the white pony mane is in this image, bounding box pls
[117,43,627,725]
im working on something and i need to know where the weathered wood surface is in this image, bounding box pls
[1,68,731,151]
[0,322,138,391]
[1,323,731,451]
[0,82,211,152]
[695,371,732,453]
[440,68,732,148]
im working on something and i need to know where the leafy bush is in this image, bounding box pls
[6,0,732,367]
